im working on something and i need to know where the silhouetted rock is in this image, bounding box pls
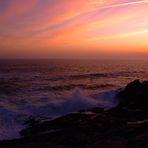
[117,79,148,109]
[23,118,41,127]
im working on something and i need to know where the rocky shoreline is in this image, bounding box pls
[1,80,148,148]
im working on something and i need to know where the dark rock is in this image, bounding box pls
[23,118,41,127]
[20,113,93,137]
[117,79,148,109]
[88,107,104,113]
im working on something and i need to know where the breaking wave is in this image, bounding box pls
[0,88,120,140]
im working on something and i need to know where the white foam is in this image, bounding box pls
[0,108,28,140]
[0,88,119,140]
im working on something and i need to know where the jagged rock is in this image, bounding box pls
[117,79,148,109]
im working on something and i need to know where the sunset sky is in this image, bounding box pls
[0,0,148,58]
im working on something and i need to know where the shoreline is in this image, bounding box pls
[1,80,148,147]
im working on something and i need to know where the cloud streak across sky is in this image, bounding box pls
[0,0,148,58]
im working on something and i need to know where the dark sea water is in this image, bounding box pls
[0,59,148,139]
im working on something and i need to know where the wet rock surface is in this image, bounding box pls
[1,80,148,148]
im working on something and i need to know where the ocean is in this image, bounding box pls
[0,59,148,140]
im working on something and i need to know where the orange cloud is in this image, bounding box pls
[0,0,148,58]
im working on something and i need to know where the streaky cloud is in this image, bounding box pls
[100,0,148,9]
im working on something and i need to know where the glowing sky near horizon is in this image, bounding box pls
[0,0,148,58]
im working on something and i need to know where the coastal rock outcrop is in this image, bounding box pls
[117,79,148,109]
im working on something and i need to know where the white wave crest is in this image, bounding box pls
[0,88,120,140]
